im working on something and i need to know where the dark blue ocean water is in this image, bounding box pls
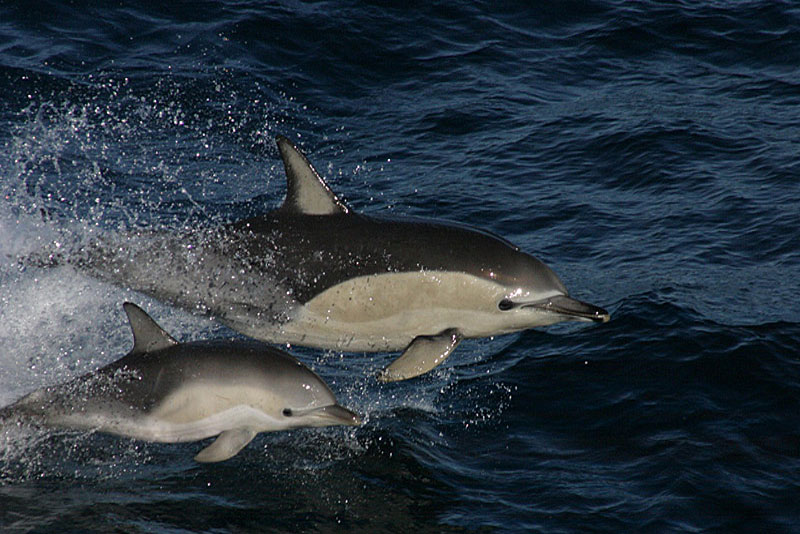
[1,1,799,532]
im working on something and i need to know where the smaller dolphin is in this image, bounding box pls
[0,303,361,463]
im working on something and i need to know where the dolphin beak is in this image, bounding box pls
[310,404,363,426]
[524,295,610,323]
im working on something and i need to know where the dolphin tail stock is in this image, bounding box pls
[0,395,43,430]
[378,328,463,382]
[0,403,15,428]
[15,241,65,269]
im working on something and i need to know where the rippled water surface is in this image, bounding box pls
[1,1,799,533]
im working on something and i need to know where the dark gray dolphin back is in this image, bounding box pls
[227,212,566,304]
[95,339,338,414]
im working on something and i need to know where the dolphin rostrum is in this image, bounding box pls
[0,303,361,462]
[59,136,610,381]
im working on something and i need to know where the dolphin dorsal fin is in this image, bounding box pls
[123,302,178,355]
[276,135,350,216]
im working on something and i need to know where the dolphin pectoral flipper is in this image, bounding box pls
[194,428,258,463]
[378,329,463,382]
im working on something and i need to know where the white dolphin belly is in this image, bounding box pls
[51,383,290,443]
[57,404,285,444]
[274,271,549,351]
[132,405,285,443]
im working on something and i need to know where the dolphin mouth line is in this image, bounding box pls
[291,404,363,426]
[519,295,610,323]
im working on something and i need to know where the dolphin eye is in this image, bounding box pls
[498,299,514,311]
[282,408,293,417]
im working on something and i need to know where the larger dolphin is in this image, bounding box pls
[0,303,361,462]
[64,136,609,381]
